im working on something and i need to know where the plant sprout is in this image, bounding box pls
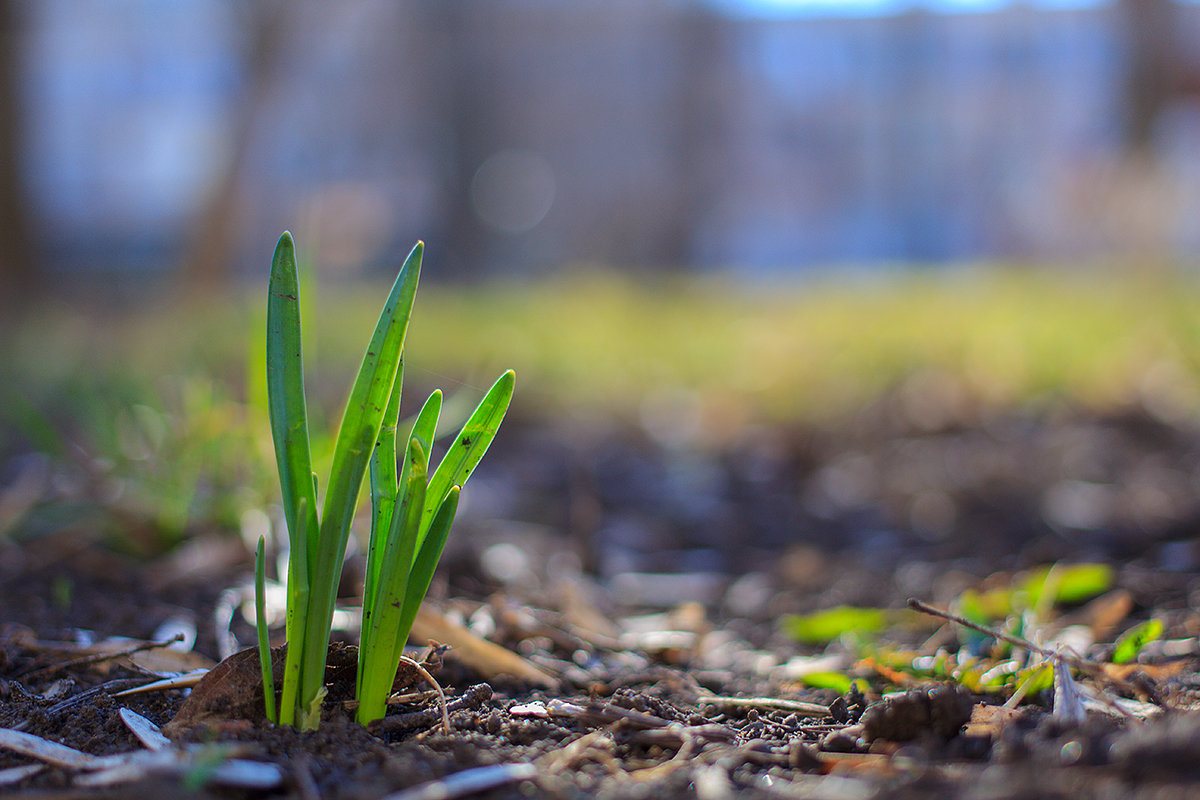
[256,232,514,729]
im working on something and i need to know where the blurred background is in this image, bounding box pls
[5,0,1200,608]
[2,0,1200,291]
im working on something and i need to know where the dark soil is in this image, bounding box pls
[4,397,1200,798]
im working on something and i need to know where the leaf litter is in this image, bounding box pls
[5,402,1200,797]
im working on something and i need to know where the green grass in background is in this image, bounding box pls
[3,266,1200,546]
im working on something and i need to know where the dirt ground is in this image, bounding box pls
[4,395,1200,799]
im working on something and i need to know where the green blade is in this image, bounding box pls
[365,388,440,628]
[394,485,460,665]
[278,497,309,727]
[300,241,423,714]
[407,389,443,468]
[266,232,320,577]
[254,536,276,724]
[357,438,427,724]
[361,362,404,693]
[420,370,514,551]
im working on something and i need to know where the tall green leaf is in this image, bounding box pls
[393,485,461,665]
[254,536,276,724]
[266,232,320,575]
[360,363,404,693]
[357,438,428,724]
[297,241,423,723]
[420,370,514,551]
[365,389,440,608]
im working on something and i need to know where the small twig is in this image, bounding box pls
[625,724,734,748]
[628,727,698,780]
[11,679,148,731]
[553,700,676,729]
[907,597,1148,702]
[546,699,737,743]
[907,599,1051,658]
[371,684,492,735]
[400,654,450,734]
[112,669,208,697]
[536,732,621,775]
[18,634,186,681]
[699,695,830,718]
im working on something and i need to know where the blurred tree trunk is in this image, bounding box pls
[178,2,289,291]
[664,6,725,268]
[1119,0,1200,155]
[428,2,490,280]
[0,0,35,304]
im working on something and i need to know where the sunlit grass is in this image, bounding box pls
[402,267,1200,427]
[8,266,1200,432]
[4,264,1200,545]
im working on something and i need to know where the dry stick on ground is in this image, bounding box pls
[906,598,1151,708]
[399,654,450,734]
[699,695,831,718]
[536,731,623,775]
[17,634,186,681]
[113,669,208,697]
[371,683,492,736]
[546,699,738,746]
[11,679,148,732]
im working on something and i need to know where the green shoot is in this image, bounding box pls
[1112,618,1163,664]
[260,231,513,729]
[356,368,514,724]
[254,535,276,724]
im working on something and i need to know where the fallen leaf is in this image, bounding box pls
[412,605,558,688]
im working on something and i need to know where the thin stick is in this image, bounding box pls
[700,695,830,718]
[907,597,1148,701]
[18,634,185,681]
[398,654,450,734]
[907,598,1051,657]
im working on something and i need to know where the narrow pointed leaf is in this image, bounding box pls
[405,390,443,479]
[1112,618,1163,665]
[357,438,427,724]
[361,362,404,693]
[279,497,308,727]
[394,485,460,663]
[299,242,423,714]
[266,232,320,570]
[366,388,440,609]
[254,537,276,724]
[421,370,513,550]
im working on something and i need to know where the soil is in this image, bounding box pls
[4,394,1200,798]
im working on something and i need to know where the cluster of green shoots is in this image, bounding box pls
[254,232,514,728]
[782,563,1164,699]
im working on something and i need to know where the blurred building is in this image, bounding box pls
[11,0,1200,282]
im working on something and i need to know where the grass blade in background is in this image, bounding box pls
[1112,618,1163,664]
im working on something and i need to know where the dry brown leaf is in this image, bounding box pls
[1074,589,1134,642]
[856,656,918,686]
[963,703,1025,740]
[1101,660,1189,682]
[412,605,558,688]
